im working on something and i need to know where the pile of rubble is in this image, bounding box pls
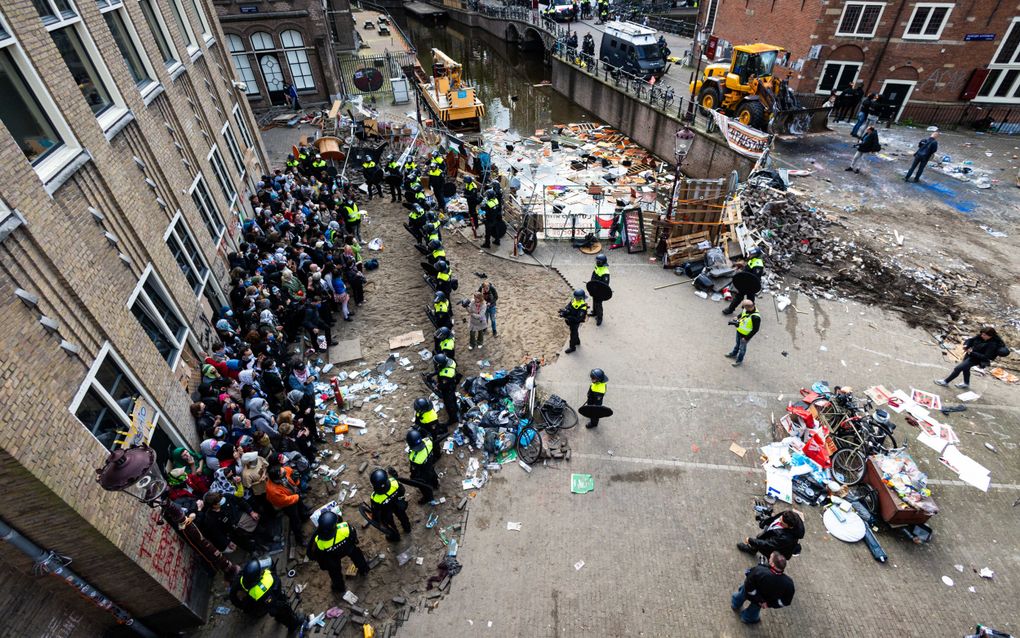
[739,186,980,334]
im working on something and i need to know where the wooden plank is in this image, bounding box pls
[327,100,341,120]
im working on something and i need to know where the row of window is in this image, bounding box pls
[226,30,315,95]
[0,0,216,185]
[836,2,953,40]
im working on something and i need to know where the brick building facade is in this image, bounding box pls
[213,0,357,110]
[0,0,267,632]
[707,0,1020,123]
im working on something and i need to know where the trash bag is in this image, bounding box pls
[703,247,726,270]
[693,272,714,291]
[364,258,380,270]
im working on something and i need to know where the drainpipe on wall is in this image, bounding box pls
[864,0,910,93]
[0,518,158,638]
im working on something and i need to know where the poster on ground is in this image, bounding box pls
[709,111,770,159]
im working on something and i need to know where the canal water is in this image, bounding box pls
[397,13,593,139]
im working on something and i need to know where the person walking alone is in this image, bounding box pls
[730,552,795,625]
[724,300,760,367]
[467,292,488,350]
[479,280,498,336]
[935,327,1008,389]
[846,125,881,174]
[905,128,940,183]
[850,93,877,138]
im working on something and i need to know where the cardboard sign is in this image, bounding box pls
[120,397,155,448]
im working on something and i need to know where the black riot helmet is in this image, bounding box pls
[414,397,431,412]
[370,468,389,491]
[317,510,338,536]
[241,560,262,588]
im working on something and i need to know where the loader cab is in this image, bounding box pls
[730,47,779,87]
[598,21,666,79]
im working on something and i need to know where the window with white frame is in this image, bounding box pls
[98,0,158,93]
[190,173,225,241]
[129,267,189,364]
[35,0,128,129]
[250,30,273,52]
[0,12,80,180]
[188,0,211,42]
[903,3,952,40]
[836,2,885,38]
[816,60,862,94]
[977,19,1020,102]
[71,343,182,467]
[208,145,236,205]
[168,0,197,54]
[233,103,255,148]
[166,213,209,294]
[226,34,258,94]
[222,122,245,178]
[281,30,314,90]
[138,0,179,68]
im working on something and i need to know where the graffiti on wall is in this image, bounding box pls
[136,509,195,602]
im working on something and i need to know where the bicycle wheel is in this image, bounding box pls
[830,448,866,485]
[516,425,542,465]
[556,405,578,430]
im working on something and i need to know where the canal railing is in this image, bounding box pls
[552,38,715,134]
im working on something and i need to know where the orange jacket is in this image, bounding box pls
[265,466,300,509]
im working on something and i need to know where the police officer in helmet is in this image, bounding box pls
[306,510,370,593]
[229,559,302,630]
[413,396,443,438]
[585,368,608,429]
[369,468,411,542]
[406,428,439,503]
[560,289,589,354]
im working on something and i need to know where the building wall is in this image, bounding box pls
[214,0,356,109]
[0,0,267,632]
[711,0,1020,111]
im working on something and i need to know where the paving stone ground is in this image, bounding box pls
[401,242,1019,638]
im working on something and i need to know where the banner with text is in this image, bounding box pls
[710,111,770,159]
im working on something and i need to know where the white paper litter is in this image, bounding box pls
[506,521,522,531]
[941,576,954,587]
[957,391,980,402]
[574,560,585,571]
[979,567,995,579]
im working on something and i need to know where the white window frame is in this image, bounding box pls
[902,3,953,40]
[164,210,210,295]
[221,121,245,179]
[0,11,83,184]
[189,172,225,243]
[226,34,258,95]
[207,144,236,206]
[69,341,187,453]
[188,0,212,43]
[977,18,1020,103]
[127,264,189,367]
[97,0,161,98]
[137,0,181,72]
[168,0,198,57]
[280,29,315,91]
[815,60,863,94]
[835,1,886,38]
[38,0,129,132]
[232,103,255,148]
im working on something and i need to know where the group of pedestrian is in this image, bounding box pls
[183,141,396,630]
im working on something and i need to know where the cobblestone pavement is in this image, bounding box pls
[401,242,1019,637]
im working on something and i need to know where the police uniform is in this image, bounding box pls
[562,296,589,353]
[229,567,301,629]
[306,520,369,592]
[436,358,459,425]
[433,296,453,329]
[362,157,383,199]
[723,256,764,315]
[415,403,443,438]
[408,436,439,502]
[385,159,402,201]
[370,477,412,541]
[586,378,606,428]
[464,180,480,230]
[407,206,426,241]
[435,267,454,298]
[590,263,610,325]
[428,163,446,211]
[435,334,455,362]
[480,194,502,248]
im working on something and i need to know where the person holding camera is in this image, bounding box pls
[724,299,761,367]
[737,507,805,560]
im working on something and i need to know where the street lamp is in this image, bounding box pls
[96,446,240,581]
[665,126,695,221]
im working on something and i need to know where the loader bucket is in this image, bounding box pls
[770,106,832,136]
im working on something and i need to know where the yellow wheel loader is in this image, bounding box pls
[691,43,823,135]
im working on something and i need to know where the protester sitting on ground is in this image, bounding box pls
[935,327,1009,390]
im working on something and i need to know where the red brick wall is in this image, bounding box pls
[711,0,1018,106]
